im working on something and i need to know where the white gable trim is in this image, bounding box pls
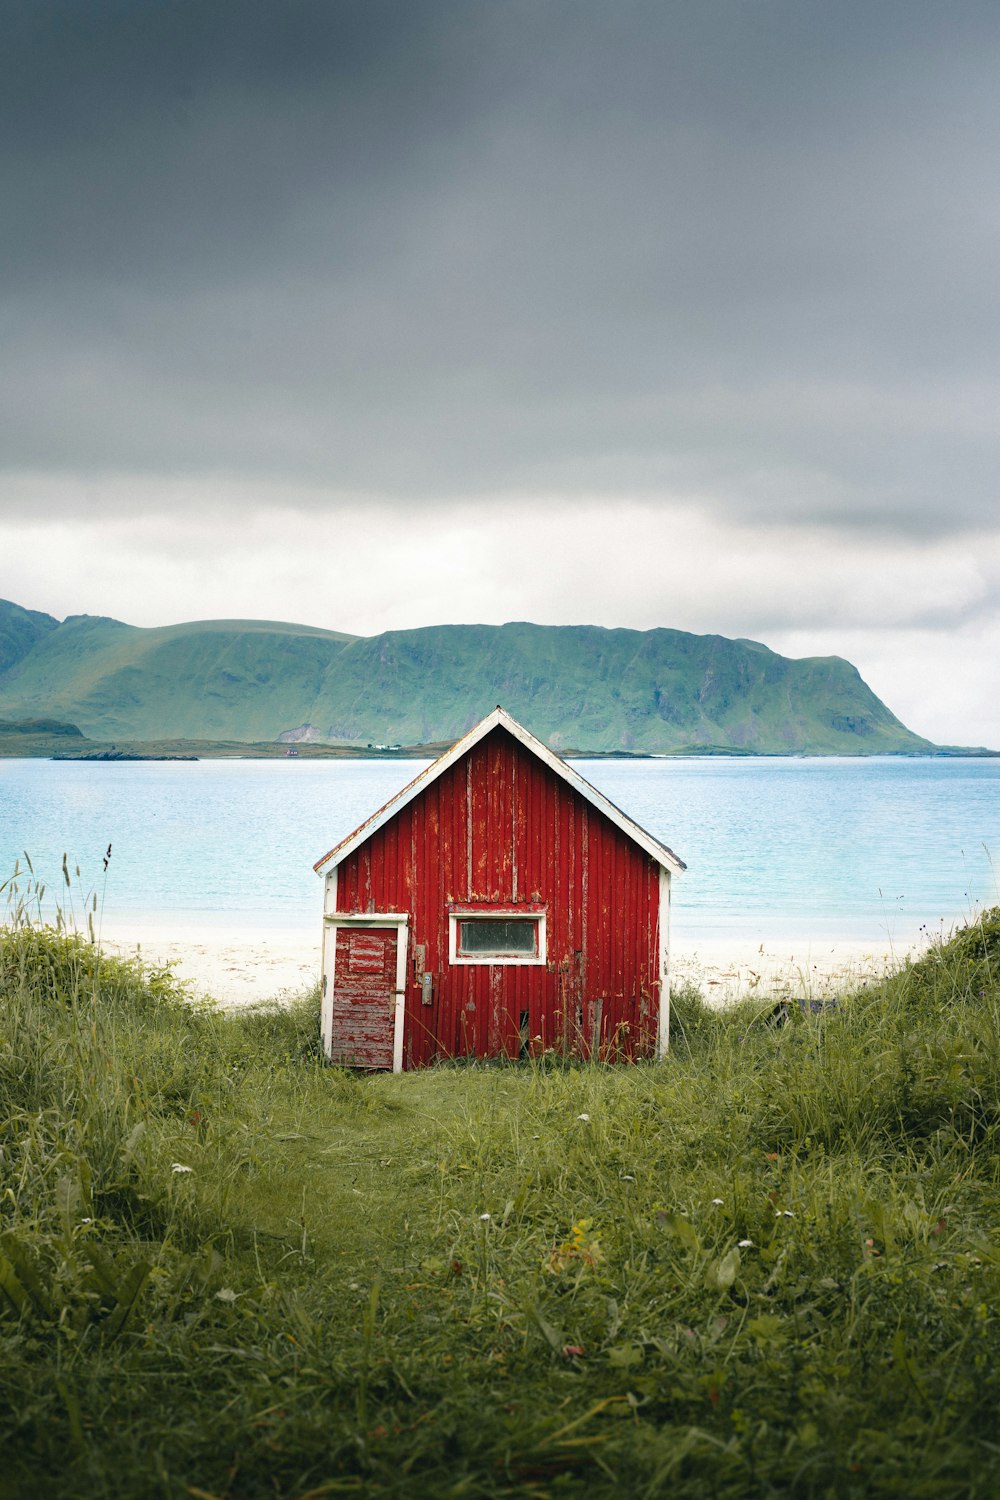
[314,706,686,877]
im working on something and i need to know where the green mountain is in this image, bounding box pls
[0,599,58,675]
[0,597,934,754]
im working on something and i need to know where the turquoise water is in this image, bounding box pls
[1,756,998,947]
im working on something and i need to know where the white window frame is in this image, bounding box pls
[448,904,547,966]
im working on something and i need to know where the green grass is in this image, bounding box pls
[3,910,1000,1496]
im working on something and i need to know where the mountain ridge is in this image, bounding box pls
[0,597,938,754]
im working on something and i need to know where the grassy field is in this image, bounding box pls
[2,905,1000,1496]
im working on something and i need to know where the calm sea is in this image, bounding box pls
[1,756,998,948]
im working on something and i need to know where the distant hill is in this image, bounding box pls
[0,717,83,737]
[0,597,936,754]
[0,599,58,675]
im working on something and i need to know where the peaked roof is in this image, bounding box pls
[313,706,686,876]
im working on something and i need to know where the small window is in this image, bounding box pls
[449,906,547,966]
[460,919,536,956]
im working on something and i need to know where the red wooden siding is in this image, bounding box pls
[333,725,661,1068]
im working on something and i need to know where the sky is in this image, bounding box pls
[2,0,998,746]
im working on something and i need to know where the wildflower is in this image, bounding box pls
[576,1113,590,1123]
[171,1163,193,1175]
[546,1219,603,1273]
[214,1288,237,1304]
[479,1212,491,1222]
[738,1239,754,1248]
[711,1198,724,1206]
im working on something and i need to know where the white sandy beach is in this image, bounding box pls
[669,937,915,1005]
[99,919,918,1010]
[100,922,323,1009]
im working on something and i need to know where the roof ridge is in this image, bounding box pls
[313,706,685,875]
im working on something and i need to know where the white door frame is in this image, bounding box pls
[322,911,410,1073]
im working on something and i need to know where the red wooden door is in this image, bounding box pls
[330,927,398,1069]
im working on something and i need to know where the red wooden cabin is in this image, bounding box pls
[313,707,685,1070]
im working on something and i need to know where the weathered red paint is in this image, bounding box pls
[323,718,675,1069]
[330,926,397,1068]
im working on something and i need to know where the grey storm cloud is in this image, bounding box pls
[2,0,999,533]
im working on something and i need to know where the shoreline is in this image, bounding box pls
[97,920,920,1010]
[4,747,999,761]
[670,936,913,1006]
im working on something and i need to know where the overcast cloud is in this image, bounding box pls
[1,1,998,744]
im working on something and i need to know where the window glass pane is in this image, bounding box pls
[459,919,537,955]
